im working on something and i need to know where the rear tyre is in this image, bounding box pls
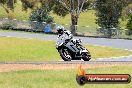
[58,48,72,61]
[82,52,91,61]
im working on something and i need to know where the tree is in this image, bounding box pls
[122,4,132,20]
[54,0,91,35]
[53,0,92,35]
[21,0,92,35]
[0,0,17,19]
[21,0,41,11]
[95,0,128,38]
[0,0,42,18]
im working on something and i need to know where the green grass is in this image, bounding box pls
[52,10,98,30]
[86,45,132,59]
[0,66,131,88]
[0,0,31,20]
[0,37,60,61]
[0,37,132,61]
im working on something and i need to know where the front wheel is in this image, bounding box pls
[82,52,91,61]
[58,48,72,61]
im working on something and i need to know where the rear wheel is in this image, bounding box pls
[59,48,72,61]
[82,52,91,61]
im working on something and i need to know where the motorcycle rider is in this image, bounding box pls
[56,25,81,44]
[57,25,72,39]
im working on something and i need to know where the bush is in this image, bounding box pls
[125,29,132,35]
[97,27,120,37]
[30,8,53,23]
[29,7,54,32]
[126,14,132,35]
[1,20,16,30]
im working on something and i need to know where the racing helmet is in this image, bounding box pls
[56,25,65,34]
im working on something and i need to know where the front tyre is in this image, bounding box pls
[82,52,91,61]
[58,48,72,61]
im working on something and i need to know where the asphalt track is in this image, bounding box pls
[0,31,132,62]
[0,31,132,50]
[0,61,132,65]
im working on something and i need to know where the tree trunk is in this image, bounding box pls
[70,14,78,35]
[107,28,112,38]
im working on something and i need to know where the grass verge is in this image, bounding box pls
[0,66,131,88]
[0,37,132,61]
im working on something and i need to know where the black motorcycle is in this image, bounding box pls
[56,35,91,61]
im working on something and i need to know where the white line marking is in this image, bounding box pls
[88,44,132,52]
[96,55,132,60]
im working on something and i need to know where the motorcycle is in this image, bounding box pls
[56,34,91,61]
